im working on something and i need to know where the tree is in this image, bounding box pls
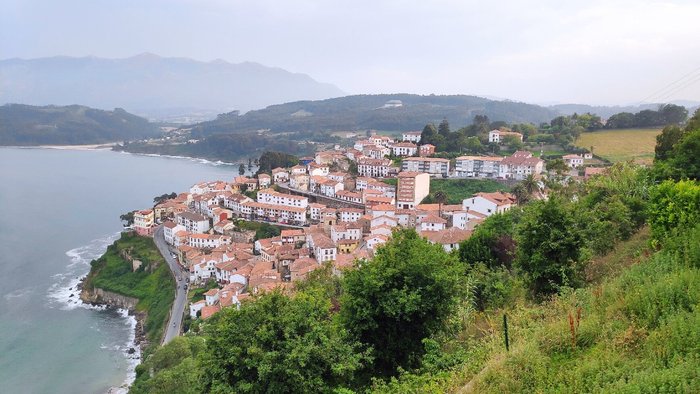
[201,290,365,393]
[464,136,483,153]
[659,129,700,180]
[341,229,464,377]
[546,158,569,176]
[502,134,523,151]
[438,118,451,138]
[515,197,586,296]
[606,112,635,129]
[654,125,685,161]
[420,123,438,146]
[238,163,246,176]
[659,103,688,124]
[119,211,135,226]
[433,190,448,217]
[153,192,177,205]
[256,151,299,174]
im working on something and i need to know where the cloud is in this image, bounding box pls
[1,0,699,104]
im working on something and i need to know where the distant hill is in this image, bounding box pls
[0,54,345,119]
[550,101,700,118]
[0,104,160,145]
[188,94,559,137]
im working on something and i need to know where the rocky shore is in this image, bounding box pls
[79,281,149,357]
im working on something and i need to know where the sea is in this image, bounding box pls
[0,147,243,393]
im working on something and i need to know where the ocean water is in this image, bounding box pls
[0,147,239,393]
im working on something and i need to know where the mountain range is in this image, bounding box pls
[0,54,345,120]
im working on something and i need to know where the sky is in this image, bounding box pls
[2,0,700,105]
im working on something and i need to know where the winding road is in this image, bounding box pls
[153,225,188,344]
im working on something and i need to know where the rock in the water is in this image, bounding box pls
[69,294,74,298]
[127,347,136,354]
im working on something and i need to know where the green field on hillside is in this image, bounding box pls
[575,128,661,164]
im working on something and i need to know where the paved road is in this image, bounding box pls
[153,225,188,344]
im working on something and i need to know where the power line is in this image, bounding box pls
[638,66,700,104]
[655,73,700,104]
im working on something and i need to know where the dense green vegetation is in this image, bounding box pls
[0,104,159,145]
[381,177,509,205]
[423,178,509,205]
[255,151,299,174]
[606,103,687,129]
[234,219,282,240]
[82,232,175,344]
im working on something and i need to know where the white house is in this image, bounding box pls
[163,221,186,245]
[563,154,585,168]
[391,142,418,157]
[488,129,523,143]
[462,192,516,217]
[402,131,422,143]
[176,212,211,233]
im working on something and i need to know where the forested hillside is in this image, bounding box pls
[0,104,159,145]
[187,94,558,137]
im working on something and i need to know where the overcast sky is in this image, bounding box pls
[3,0,700,105]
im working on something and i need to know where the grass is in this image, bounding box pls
[382,178,510,205]
[371,225,700,393]
[426,178,510,204]
[575,128,661,164]
[83,232,175,344]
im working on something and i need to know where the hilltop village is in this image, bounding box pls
[129,129,593,321]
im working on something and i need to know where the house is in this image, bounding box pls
[281,229,306,245]
[363,145,391,160]
[163,221,186,245]
[257,174,271,188]
[176,212,211,233]
[289,173,310,191]
[308,203,325,222]
[421,227,473,252]
[272,168,289,183]
[357,157,393,178]
[257,189,308,209]
[189,300,206,318]
[462,192,516,217]
[338,207,364,223]
[455,156,503,178]
[488,129,523,143]
[402,131,422,143]
[290,165,307,175]
[418,214,447,232]
[133,209,155,236]
[289,257,321,282]
[371,215,398,228]
[308,162,330,177]
[336,190,363,204]
[401,157,450,177]
[365,234,389,250]
[310,234,337,263]
[419,144,435,157]
[396,172,430,209]
[499,151,544,180]
[563,154,585,168]
[319,179,343,198]
[391,142,418,157]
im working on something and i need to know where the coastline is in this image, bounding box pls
[5,143,118,150]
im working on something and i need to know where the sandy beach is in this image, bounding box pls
[34,143,118,150]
